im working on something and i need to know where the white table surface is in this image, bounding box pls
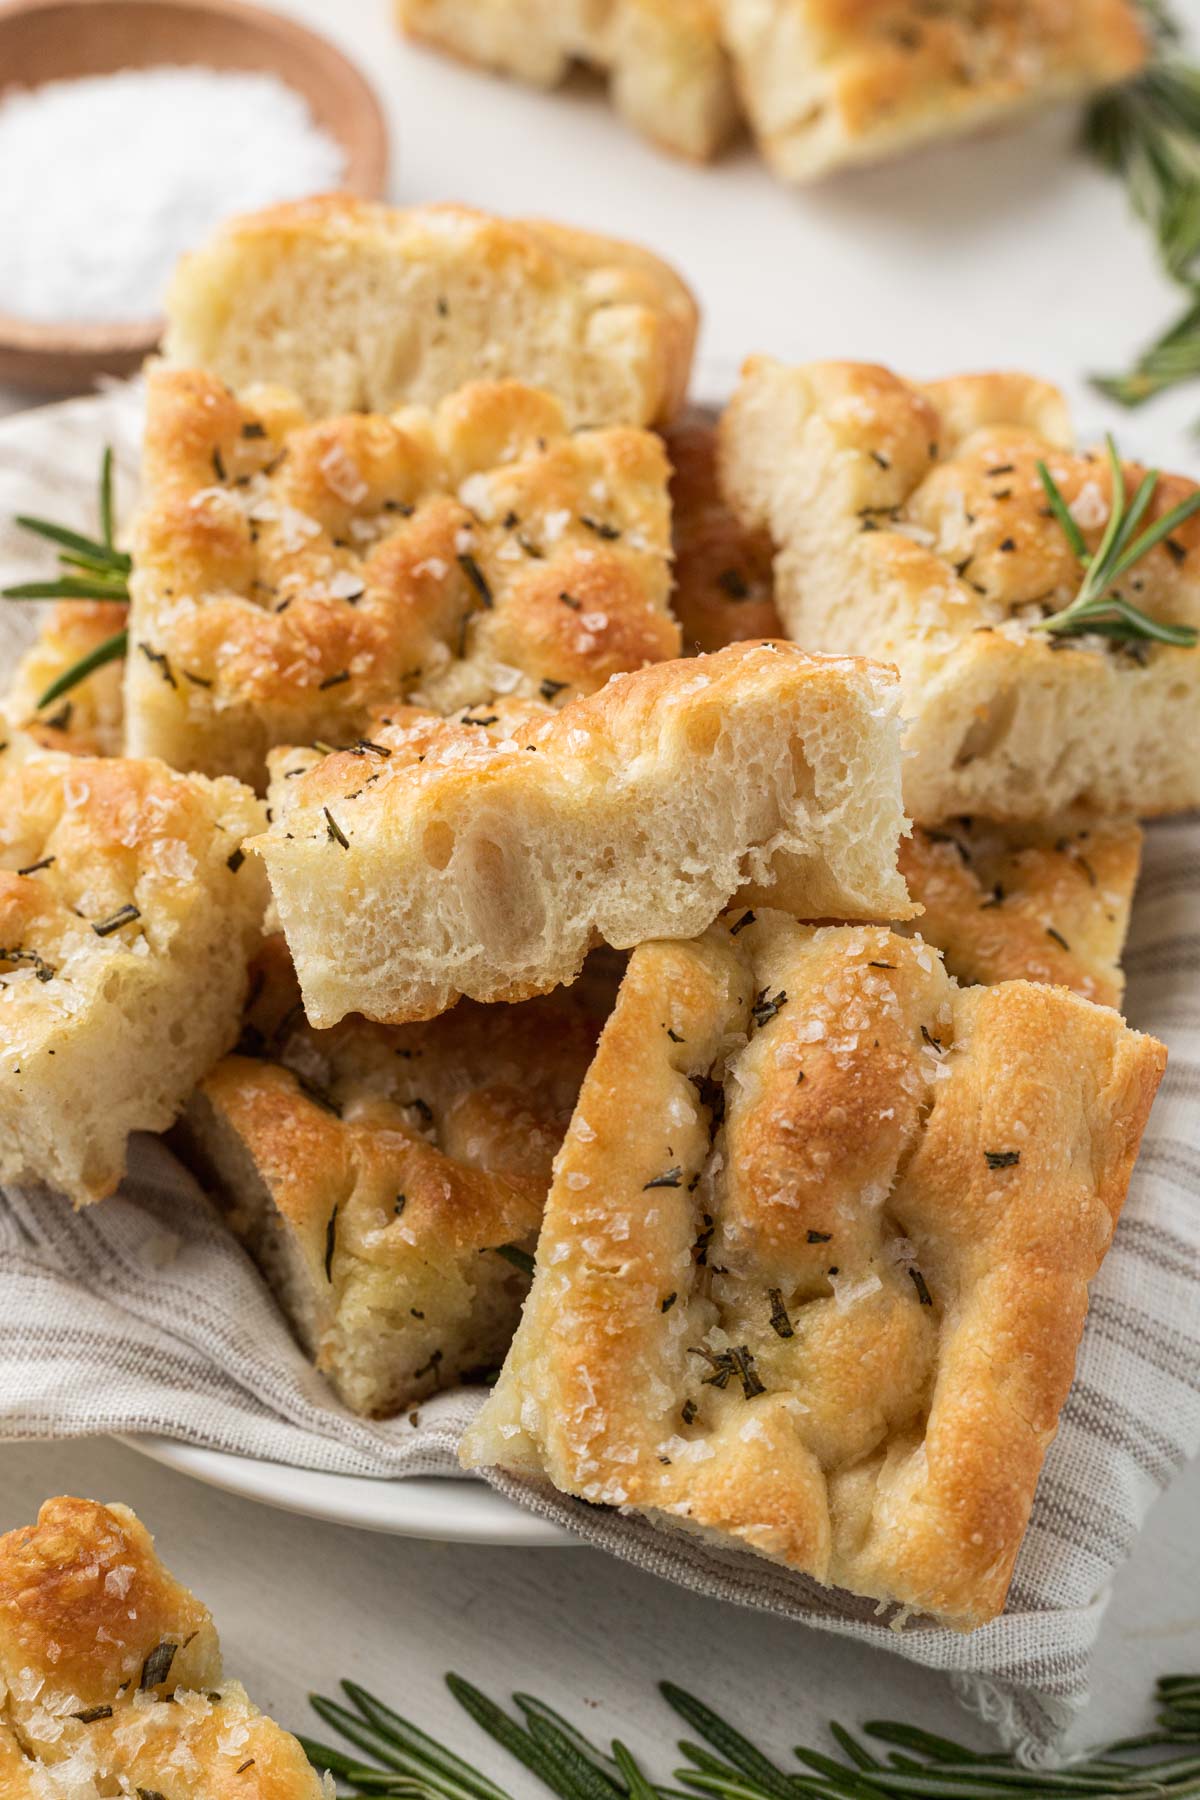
[2,0,1199,1775]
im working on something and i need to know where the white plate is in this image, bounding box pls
[122,1436,574,1546]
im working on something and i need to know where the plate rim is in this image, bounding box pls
[119,1434,576,1547]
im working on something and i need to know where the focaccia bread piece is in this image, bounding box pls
[0,738,266,1205]
[0,1495,327,1797]
[397,0,740,161]
[720,0,1146,184]
[178,936,609,1417]
[900,817,1141,1008]
[664,408,782,653]
[251,641,914,1027]
[164,196,697,428]
[463,910,1164,1630]
[720,360,1200,823]
[125,369,678,787]
[3,601,127,757]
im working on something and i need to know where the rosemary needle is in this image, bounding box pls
[1034,434,1200,645]
[307,1670,1200,1800]
[1,447,131,709]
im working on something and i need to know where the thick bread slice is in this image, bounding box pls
[126,370,678,789]
[463,910,1165,1630]
[163,196,698,428]
[0,737,266,1204]
[0,1495,326,1796]
[176,937,609,1417]
[251,640,914,1027]
[397,0,741,161]
[720,358,1200,823]
[719,0,1146,183]
[899,818,1141,1009]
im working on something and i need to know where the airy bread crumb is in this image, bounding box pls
[0,736,266,1204]
[164,195,697,428]
[251,641,915,1027]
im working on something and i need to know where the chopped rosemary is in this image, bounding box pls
[985,1150,1021,1169]
[226,848,245,874]
[324,1205,338,1281]
[318,669,351,690]
[1035,435,1199,645]
[689,1344,765,1398]
[0,946,56,982]
[1046,925,1072,950]
[807,1229,832,1243]
[495,1243,536,1277]
[908,1266,934,1306]
[72,1705,113,1723]
[661,1291,677,1312]
[17,856,54,876]
[750,987,787,1026]
[643,1166,683,1189]
[729,909,756,935]
[92,904,140,937]
[767,1287,794,1338]
[458,551,493,607]
[323,808,349,849]
[139,1640,177,1690]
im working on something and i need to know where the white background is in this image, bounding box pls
[2,0,1199,1778]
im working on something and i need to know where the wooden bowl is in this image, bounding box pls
[0,0,390,392]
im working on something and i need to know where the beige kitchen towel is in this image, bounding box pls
[1,392,1198,1762]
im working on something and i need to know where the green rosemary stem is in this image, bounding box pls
[1033,435,1200,644]
[35,629,127,710]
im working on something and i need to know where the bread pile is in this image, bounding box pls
[2,196,1186,1630]
[394,0,1148,179]
[0,1496,328,1797]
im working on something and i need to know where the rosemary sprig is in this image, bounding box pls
[1034,434,1200,644]
[1083,2,1200,408]
[1084,59,1200,284]
[1,447,130,708]
[1094,290,1200,407]
[305,1669,1200,1800]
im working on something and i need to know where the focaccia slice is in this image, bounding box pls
[720,0,1146,183]
[900,817,1141,1008]
[0,737,266,1205]
[177,937,609,1416]
[164,196,697,429]
[720,360,1200,822]
[0,1495,326,1797]
[3,601,127,757]
[397,0,740,161]
[125,369,678,787]
[251,641,914,1027]
[463,910,1164,1630]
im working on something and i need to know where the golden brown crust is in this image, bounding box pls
[721,0,1147,181]
[164,195,698,428]
[251,641,913,1027]
[720,359,1200,822]
[900,819,1141,1008]
[397,1,740,160]
[0,1497,325,1797]
[0,737,267,1204]
[127,369,678,787]
[179,936,609,1413]
[664,409,782,653]
[3,602,127,757]
[463,910,1165,1628]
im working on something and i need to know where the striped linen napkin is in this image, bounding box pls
[1,391,1198,1762]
